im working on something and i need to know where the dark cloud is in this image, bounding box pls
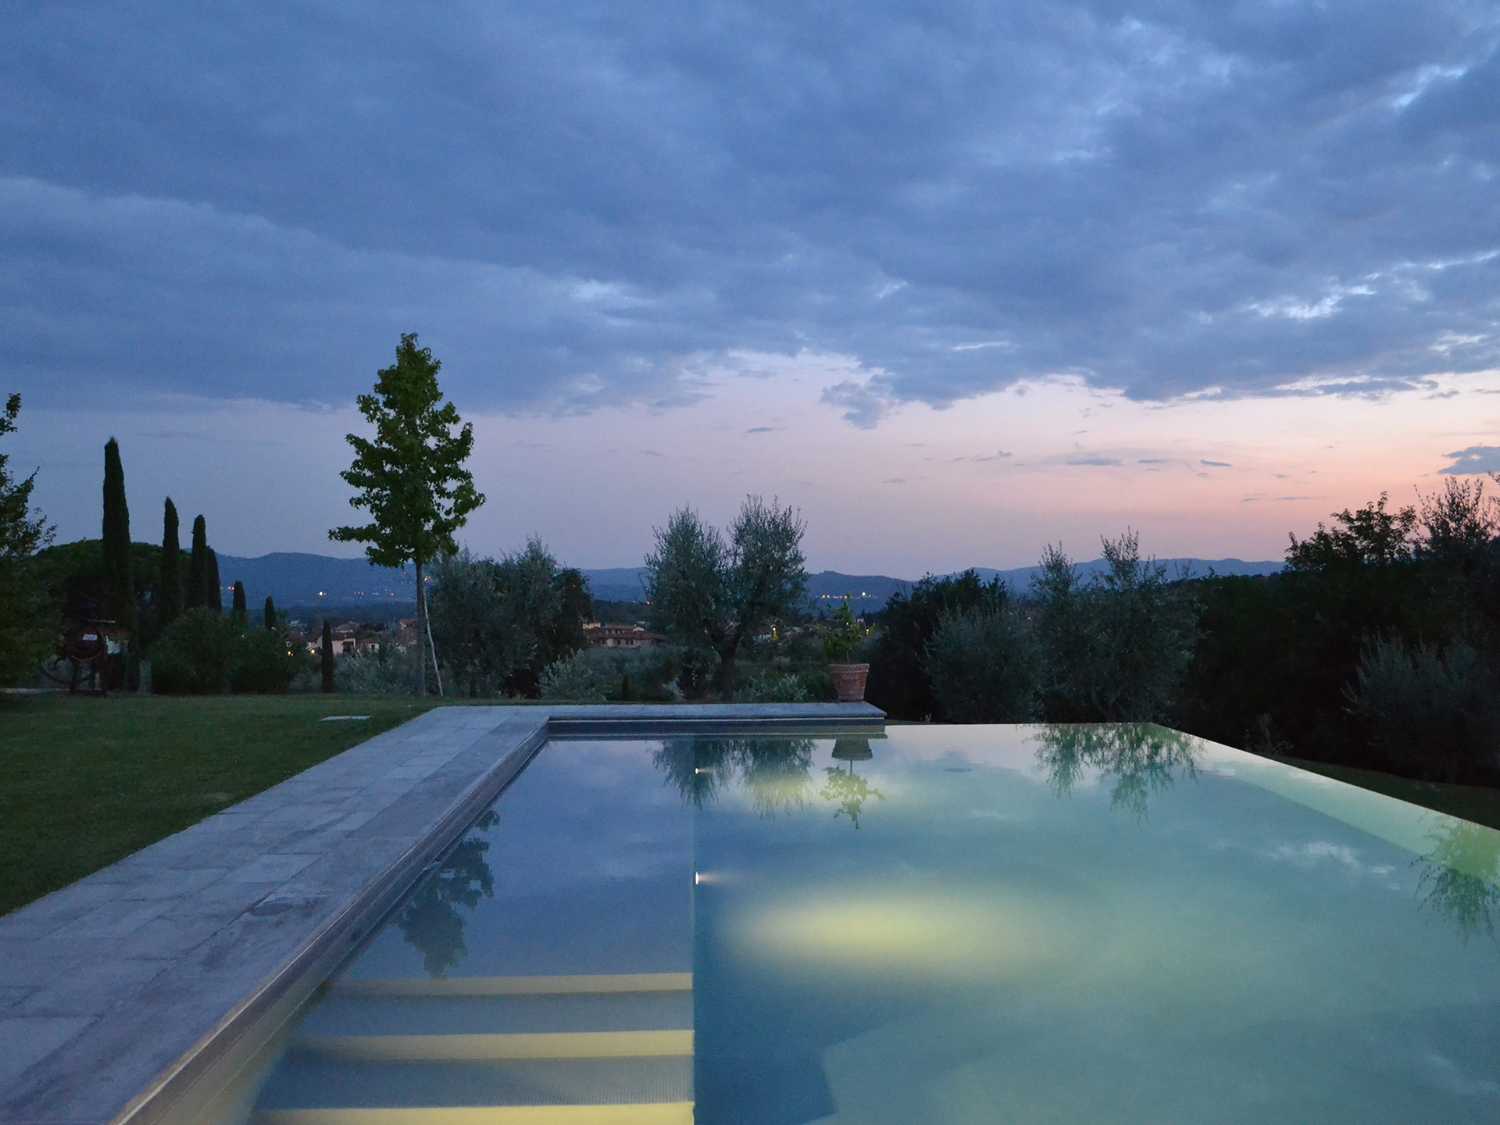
[5,2,1500,420]
[1439,445,1500,474]
[745,425,778,434]
[1200,459,1233,468]
[1067,456,1123,466]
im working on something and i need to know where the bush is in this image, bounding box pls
[151,607,234,694]
[1345,636,1500,781]
[738,671,810,703]
[923,607,1041,722]
[539,649,609,702]
[228,629,303,694]
[336,647,422,695]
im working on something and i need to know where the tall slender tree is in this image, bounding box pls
[330,333,484,695]
[205,548,222,614]
[159,498,182,628]
[263,595,277,631]
[230,580,247,625]
[320,619,335,692]
[102,438,133,627]
[187,515,208,610]
[1,394,54,685]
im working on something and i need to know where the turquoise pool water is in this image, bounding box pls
[234,725,1500,1123]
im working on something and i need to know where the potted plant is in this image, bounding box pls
[824,603,869,702]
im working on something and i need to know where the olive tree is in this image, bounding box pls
[0,394,54,684]
[644,495,806,698]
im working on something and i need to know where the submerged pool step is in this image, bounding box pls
[330,972,693,997]
[297,990,694,1063]
[252,1055,693,1124]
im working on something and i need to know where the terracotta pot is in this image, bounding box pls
[829,662,870,703]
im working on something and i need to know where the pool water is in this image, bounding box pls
[234,725,1500,1123]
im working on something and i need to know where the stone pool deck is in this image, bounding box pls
[0,702,883,1124]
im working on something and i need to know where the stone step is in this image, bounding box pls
[329,972,693,998]
[301,990,693,1039]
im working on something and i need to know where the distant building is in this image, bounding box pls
[583,622,667,649]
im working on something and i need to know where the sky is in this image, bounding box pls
[4,1,1499,576]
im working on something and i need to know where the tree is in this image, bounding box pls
[866,569,1004,719]
[1416,477,1499,566]
[159,498,182,629]
[230,580,247,625]
[186,515,208,610]
[330,333,484,695]
[102,438,133,628]
[645,496,807,698]
[320,619,335,692]
[0,394,54,685]
[204,548,222,615]
[263,595,277,631]
[1286,492,1416,572]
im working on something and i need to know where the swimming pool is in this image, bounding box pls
[219,724,1500,1122]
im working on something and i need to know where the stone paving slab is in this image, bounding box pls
[0,702,881,1124]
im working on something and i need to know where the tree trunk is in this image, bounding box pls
[714,641,738,701]
[414,558,427,697]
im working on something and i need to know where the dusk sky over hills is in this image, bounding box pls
[6,2,1500,574]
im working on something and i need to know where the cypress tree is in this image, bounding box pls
[101,438,133,627]
[320,619,335,692]
[159,498,182,628]
[186,515,208,610]
[263,595,276,631]
[205,548,222,614]
[230,580,247,625]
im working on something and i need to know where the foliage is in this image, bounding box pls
[335,646,423,696]
[738,671,810,703]
[538,648,609,702]
[822,603,865,662]
[923,606,1041,722]
[230,580,247,625]
[263,595,277,631]
[158,499,182,629]
[101,438,134,629]
[205,547,222,615]
[428,542,594,698]
[0,395,54,685]
[1032,532,1199,722]
[1033,723,1199,819]
[320,619,335,692]
[645,496,807,698]
[228,628,303,694]
[1286,492,1416,572]
[395,812,498,976]
[1344,636,1500,782]
[187,514,209,610]
[865,569,1005,720]
[654,737,818,815]
[1416,477,1499,566]
[151,608,234,694]
[329,333,484,696]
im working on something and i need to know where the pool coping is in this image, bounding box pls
[0,702,883,1125]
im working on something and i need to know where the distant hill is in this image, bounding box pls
[213,552,1283,611]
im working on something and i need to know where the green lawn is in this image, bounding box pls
[0,693,443,916]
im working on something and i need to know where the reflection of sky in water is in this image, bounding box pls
[321,725,1499,1123]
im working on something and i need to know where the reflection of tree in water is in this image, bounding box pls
[1033,723,1198,818]
[654,738,815,815]
[819,736,884,829]
[396,811,499,977]
[1415,819,1500,945]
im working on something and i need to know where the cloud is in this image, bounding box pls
[639,449,665,457]
[881,477,908,485]
[745,425,778,434]
[5,3,1500,425]
[1066,456,1123,467]
[1200,459,1233,468]
[1439,446,1500,475]
[1137,458,1172,465]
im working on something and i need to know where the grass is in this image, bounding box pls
[0,693,443,916]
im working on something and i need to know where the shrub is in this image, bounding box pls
[539,649,609,702]
[1344,636,1500,781]
[738,671,810,703]
[228,629,303,694]
[923,607,1041,722]
[336,647,422,695]
[151,607,234,694]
